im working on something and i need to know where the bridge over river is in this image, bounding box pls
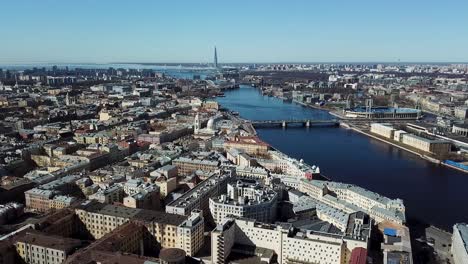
[250,119,340,128]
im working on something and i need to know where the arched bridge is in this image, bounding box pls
[250,119,340,128]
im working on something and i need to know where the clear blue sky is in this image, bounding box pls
[1,0,467,63]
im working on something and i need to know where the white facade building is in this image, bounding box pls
[452,223,468,264]
[300,179,406,225]
[370,123,395,139]
[211,214,370,264]
[209,179,277,224]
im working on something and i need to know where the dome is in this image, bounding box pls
[207,118,215,130]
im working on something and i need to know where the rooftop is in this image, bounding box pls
[166,170,232,210]
[455,223,468,253]
[350,106,420,114]
[77,200,187,225]
[15,230,82,252]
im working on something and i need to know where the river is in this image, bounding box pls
[216,84,468,231]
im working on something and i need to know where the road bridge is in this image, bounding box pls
[250,119,339,128]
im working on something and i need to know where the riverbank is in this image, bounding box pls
[341,122,439,162]
[341,122,468,174]
[216,84,468,230]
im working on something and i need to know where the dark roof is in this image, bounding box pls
[77,200,187,225]
[14,231,82,252]
[159,248,186,262]
[65,250,159,264]
[133,209,187,226]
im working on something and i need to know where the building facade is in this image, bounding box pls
[209,179,277,224]
[172,157,219,176]
[74,201,204,256]
[401,133,451,156]
[212,217,370,264]
[165,170,233,224]
[15,231,82,264]
[451,223,468,264]
[299,179,406,225]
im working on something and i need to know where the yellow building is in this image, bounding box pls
[224,136,269,156]
[15,231,82,264]
[155,177,177,198]
[74,201,204,256]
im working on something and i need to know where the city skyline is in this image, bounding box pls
[1,0,468,64]
[2,1,468,264]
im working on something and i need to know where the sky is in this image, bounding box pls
[1,0,467,64]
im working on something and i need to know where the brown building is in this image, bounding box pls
[65,222,145,264]
[38,208,78,238]
[123,189,160,210]
[172,157,219,176]
[224,136,269,156]
[74,201,204,256]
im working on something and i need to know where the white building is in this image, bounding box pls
[177,210,205,256]
[370,123,395,139]
[452,223,468,264]
[209,179,277,224]
[212,213,371,264]
[88,184,124,204]
[257,150,320,179]
[300,179,406,225]
[123,178,157,195]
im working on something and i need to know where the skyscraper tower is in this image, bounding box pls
[214,46,218,69]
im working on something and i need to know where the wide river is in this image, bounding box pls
[217,84,468,231]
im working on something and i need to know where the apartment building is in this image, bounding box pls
[223,136,269,156]
[88,184,124,204]
[24,188,55,212]
[212,215,370,264]
[123,187,160,210]
[300,179,406,225]
[15,231,82,264]
[154,176,177,198]
[172,157,219,176]
[209,179,278,224]
[74,200,204,256]
[257,150,320,179]
[165,170,233,224]
[64,222,155,264]
[176,210,205,256]
[49,195,77,210]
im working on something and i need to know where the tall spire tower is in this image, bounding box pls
[214,46,218,69]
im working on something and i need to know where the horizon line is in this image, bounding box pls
[1,61,468,66]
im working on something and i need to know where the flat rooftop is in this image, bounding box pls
[15,230,82,252]
[350,107,420,114]
[76,200,187,225]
